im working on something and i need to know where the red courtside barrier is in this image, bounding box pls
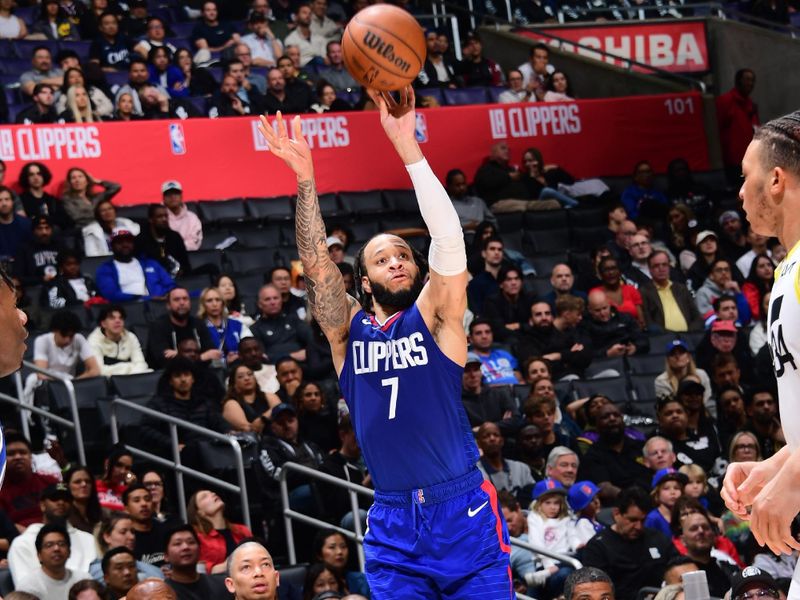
[516,21,710,73]
[0,92,709,205]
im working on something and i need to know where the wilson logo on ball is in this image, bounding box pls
[362,31,412,73]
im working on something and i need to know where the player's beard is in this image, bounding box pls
[369,271,424,312]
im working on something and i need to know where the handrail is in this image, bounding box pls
[277,462,582,574]
[0,363,86,464]
[109,398,251,530]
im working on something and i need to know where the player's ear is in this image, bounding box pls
[770,166,787,200]
[361,276,371,294]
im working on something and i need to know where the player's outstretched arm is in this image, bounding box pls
[369,88,469,359]
[257,113,356,370]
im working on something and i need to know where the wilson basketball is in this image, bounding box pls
[342,5,426,92]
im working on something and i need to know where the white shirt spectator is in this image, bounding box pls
[517,61,555,89]
[543,91,574,102]
[498,89,533,103]
[82,218,141,257]
[242,31,283,65]
[115,259,148,296]
[33,333,95,377]
[283,29,326,66]
[9,523,97,583]
[15,568,91,599]
[309,14,340,40]
[87,327,151,376]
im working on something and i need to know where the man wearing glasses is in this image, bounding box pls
[731,566,781,600]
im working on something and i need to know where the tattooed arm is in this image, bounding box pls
[258,113,358,373]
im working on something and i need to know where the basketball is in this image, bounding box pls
[341,5,426,92]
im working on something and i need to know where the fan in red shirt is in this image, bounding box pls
[0,431,58,529]
[187,489,252,573]
[716,68,759,182]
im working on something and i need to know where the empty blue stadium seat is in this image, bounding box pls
[169,21,196,38]
[416,88,445,106]
[487,86,507,103]
[443,87,490,105]
[59,40,92,60]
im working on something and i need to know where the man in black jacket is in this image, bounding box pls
[581,290,649,358]
[461,352,519,435]
[258,402,324,514]
[484,265,535,343]
[319,414,371,527]
[135,204,190,279]
[140,357,229,456]
[515,300,591,378]
[15,83,59,125]
[251,284,311,363]
[146,287,218,368]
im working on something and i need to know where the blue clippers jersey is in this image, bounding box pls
[339,303,479,492]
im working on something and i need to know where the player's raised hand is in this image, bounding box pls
[369,87,416,137]
[367,86,422,165]
[257,112,314,181]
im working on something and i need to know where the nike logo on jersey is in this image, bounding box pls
[468,501,489,517]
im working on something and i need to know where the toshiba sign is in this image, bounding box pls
[516,21,709,73]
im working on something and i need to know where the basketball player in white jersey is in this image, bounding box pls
[722,111,800,597]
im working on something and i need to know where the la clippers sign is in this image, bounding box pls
[517,20,709,73]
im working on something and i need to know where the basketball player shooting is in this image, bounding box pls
[722,111,800,597]
[257,87,513,599]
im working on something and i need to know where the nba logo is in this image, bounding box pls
[415,489,425,504]
[414,114,428,144]
[169,123,186,155]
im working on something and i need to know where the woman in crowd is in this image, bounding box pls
[17,162,72,229]
[133,16,177,57]
[56,68,113,118]
[213,274,254,326]
[68,579,107,599]
[30,0,79,40]
[58,85,103,123]
[198,287,253,365]
[742,254,775,321]
[312,529,370,597]
[543,70,575,102]
[187,489,252,574]
[303,562,347,600]
[173,47,218,97]
[749,292,771,356]
[82,199,140,257]
[310,82,352,113]
[654,339,712,407]
[61,167,121,228]
[686,231,725,292]
[0,0,27,39]
[665,203,696,259]
[141,470,172,524]
[96,446,135,512]
[88,512,163,581]
[222,363,280,433]
[592,256,644,326]
[64,465,103,534]
[520,147,579,209]
[147,46,188,98]
[523,356,552,385]
[111,92,141,122]
[294,381,338,452]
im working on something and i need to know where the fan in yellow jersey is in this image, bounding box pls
[722,111,800,600]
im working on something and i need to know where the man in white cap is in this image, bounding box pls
[161,181,203,251]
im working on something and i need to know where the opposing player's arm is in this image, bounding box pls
[370,88,469,361]
[257,113,358,371]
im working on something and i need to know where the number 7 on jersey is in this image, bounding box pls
[382,377,399,419]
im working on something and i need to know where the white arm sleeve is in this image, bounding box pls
[405,158,467,276]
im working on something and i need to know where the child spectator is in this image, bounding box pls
[526,479,577,595]
[568,480,603,548]
[645,468,687,537]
